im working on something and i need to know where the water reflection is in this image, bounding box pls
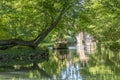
[0,46,120,80]
[54,46,89,80]
[0,63,51,79]
[54,49,68,61]
[76,45,88,67]
[55,49,82,80]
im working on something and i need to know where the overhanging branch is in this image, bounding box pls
[0,39,35,50]
[33,5,71,45]
[0,3,71,50]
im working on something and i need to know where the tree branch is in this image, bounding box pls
[0,3,71,50]
[34,5,71,45]
[0,39,35,50]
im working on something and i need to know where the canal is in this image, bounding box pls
[0,45,120,80]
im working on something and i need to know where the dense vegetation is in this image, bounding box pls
[0,1,120,79]
[0,0,119,51]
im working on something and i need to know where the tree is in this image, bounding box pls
[0,0,119,51]
[82,0,120,52]
[0,0,80,50]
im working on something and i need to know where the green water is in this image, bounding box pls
[0,47,120,80]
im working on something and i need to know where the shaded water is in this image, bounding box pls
[0,46,120,80]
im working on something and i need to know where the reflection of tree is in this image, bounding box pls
[38,50,67,78]
[32,63,52,78]
[54,49,68,61]
[81,49,120,79]
[0,63,52,79]
[0,47,49,66]
[0,49,69,79]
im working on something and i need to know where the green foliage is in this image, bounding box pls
[109,42,120,52]
[0,0,119,51]
[0,0,80,41]
[82,48,120,80]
